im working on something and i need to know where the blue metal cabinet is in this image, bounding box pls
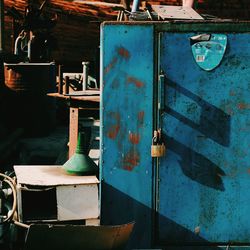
[100,21,250,249]
[100,23,155,248]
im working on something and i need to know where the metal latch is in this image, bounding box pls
[151,129,166,158]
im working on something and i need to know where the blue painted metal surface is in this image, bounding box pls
[100,23,154,248]
[101,21,250,248]
[158,31,250,245]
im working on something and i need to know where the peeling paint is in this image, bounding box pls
[138,111,144,127]
[123,149,140,171]
[127,76,144,88]
[238,103,250,110]
[129,132,140,144]
[104,57,118,74]
[107,125,120,139]
[104,47,130,75]
[107,112,120,139]
[117,47,130,59]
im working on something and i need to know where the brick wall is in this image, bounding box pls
[195,0,250,19]
[153,0,250,19]
[3,0,250,66]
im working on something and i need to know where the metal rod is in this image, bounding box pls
[13,220,30,229]
[64,76,70,94]
[58,65,63,94]
[131,0,140,13]
[39,0,47,11]
[0,0,4,52]
[82,61,89,91]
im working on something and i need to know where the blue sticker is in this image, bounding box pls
[191,34,227,71]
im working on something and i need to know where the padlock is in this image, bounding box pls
[151,130,166,157]
[151,144,166,157]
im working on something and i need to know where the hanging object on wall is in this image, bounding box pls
[190,33,227,71]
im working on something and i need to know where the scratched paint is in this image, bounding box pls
[101,24,154,248]
[104,46,130,75]
[123,149,140,171]
[129,132,140,144]
[101,22,250,248]
[238,103,250,110]
[138,111,145,127]
[106,112,120,139]
[117,47,130,59]
[159,30,250,245]
[104,57,118,75]
[127,76,144,88]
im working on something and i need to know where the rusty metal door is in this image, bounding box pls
[157,27,250,247]
[101,23,155,249]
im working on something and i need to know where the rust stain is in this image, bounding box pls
[107,112,120,139]
[117,47,130,59]
[127,76,144,88]
[238,103,247,109]
[238,103,250,110]
[138,111,144,127]
[230,90,236,96]
[129,132,140,144]
[123,150,140,171]
[247,169,250,174]
[104,57,118,74]
[107,125,120,139]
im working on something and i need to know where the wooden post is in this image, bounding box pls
[69,107,79,158]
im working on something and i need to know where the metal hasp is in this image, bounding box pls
[100,21,250,249]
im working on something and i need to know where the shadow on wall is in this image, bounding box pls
[164,80,231,147]
[160,80,230,190]
[101,183,222,250]
[162,135,226,191]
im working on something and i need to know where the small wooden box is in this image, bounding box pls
[14,165,99,223]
